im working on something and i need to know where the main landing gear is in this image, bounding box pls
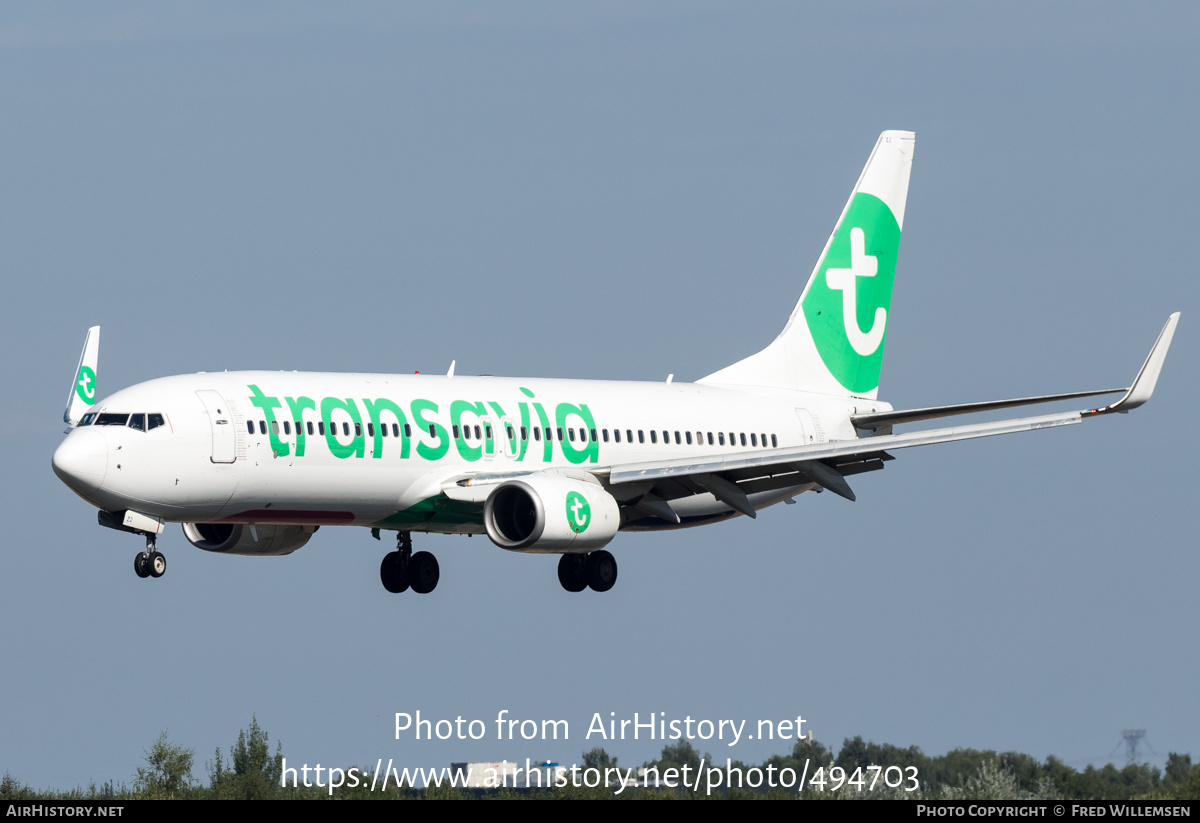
[557,550,617,593]
[380,531,439,595]
[133,536,166,580]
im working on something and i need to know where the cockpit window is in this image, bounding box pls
[95,413,130,426]
[79,413,96,426]
[148,413,165,431]
[128,413,146,431]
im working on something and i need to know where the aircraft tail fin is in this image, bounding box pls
[63,326,100,426]
[698,130,915,399]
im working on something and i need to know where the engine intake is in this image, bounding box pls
[483,473,620,552]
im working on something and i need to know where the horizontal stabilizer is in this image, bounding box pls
[854,313,1180,430]
[852,387,1123,431]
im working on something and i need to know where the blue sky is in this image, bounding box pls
[2,2,1196,789]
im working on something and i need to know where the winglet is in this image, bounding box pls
[63,326,100,426]
[1085,313,1179,416]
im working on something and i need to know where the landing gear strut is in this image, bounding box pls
[380,532,440,594]
[134,536,166,580]
[558,550,617,593]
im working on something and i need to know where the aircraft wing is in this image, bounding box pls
[604,312,1179,518]
[441,314,1176,521]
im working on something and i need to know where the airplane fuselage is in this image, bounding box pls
[54,371,882,535]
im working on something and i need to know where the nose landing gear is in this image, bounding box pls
[134,537,166,580]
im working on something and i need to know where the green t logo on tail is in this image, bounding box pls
[75,366,97,404]
[565,492,591,533]
[801,192,901,395]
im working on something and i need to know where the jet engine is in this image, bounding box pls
[483,473,620,552]
[182,523,317,556]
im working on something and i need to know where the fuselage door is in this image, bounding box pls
[197,390,237,463]
[795,408,818,445]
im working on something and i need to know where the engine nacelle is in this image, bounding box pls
[182,522,316,556]
[483,473,620,552]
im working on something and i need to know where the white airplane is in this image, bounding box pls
[52,131,1179,595]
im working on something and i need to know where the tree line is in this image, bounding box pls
[3,720,1197,800]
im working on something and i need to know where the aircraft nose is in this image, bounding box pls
[52,429,108,494]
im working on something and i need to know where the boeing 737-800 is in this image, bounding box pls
[51,131,1179,595]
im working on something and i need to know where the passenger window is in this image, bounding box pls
[307,422,314,436]
[638,430,644,443]
[740,433,746,446]
[557,428,564,442]
[246,420,256,434]
[613,429,620,443]
[453,425,461,439]
[627,429,633,443]
[650,431,657,444]
[367,423,374,437]
[428,424,436,438]
[685,431,692,445]
[507,425,514,441]
[707,432,713,445]
[568,428,575,442]
[673,431,679,444]
[771,434,777,448]
[520,426,528,441]
[355,423,362,437]
[485,425,492,440]
[404,424,411,438]
[719,432,725,445]
[751,433,757,447]
[272,420,280,436]
[381,423,388,437]
[148,413,165,431]
[342,422,350,437]
[128,414,146,431]
[761,433,767,447]
[318,422,325,435]
[283,421,290,435]
[534,427,541,441]
[602,429,609,442]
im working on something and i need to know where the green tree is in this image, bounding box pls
[209,716,283,799]
[0,772,36,801]
[1165,753,1193,789]
[644,741,704,775]
[134,732,194,798]
[582,747,618,770]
